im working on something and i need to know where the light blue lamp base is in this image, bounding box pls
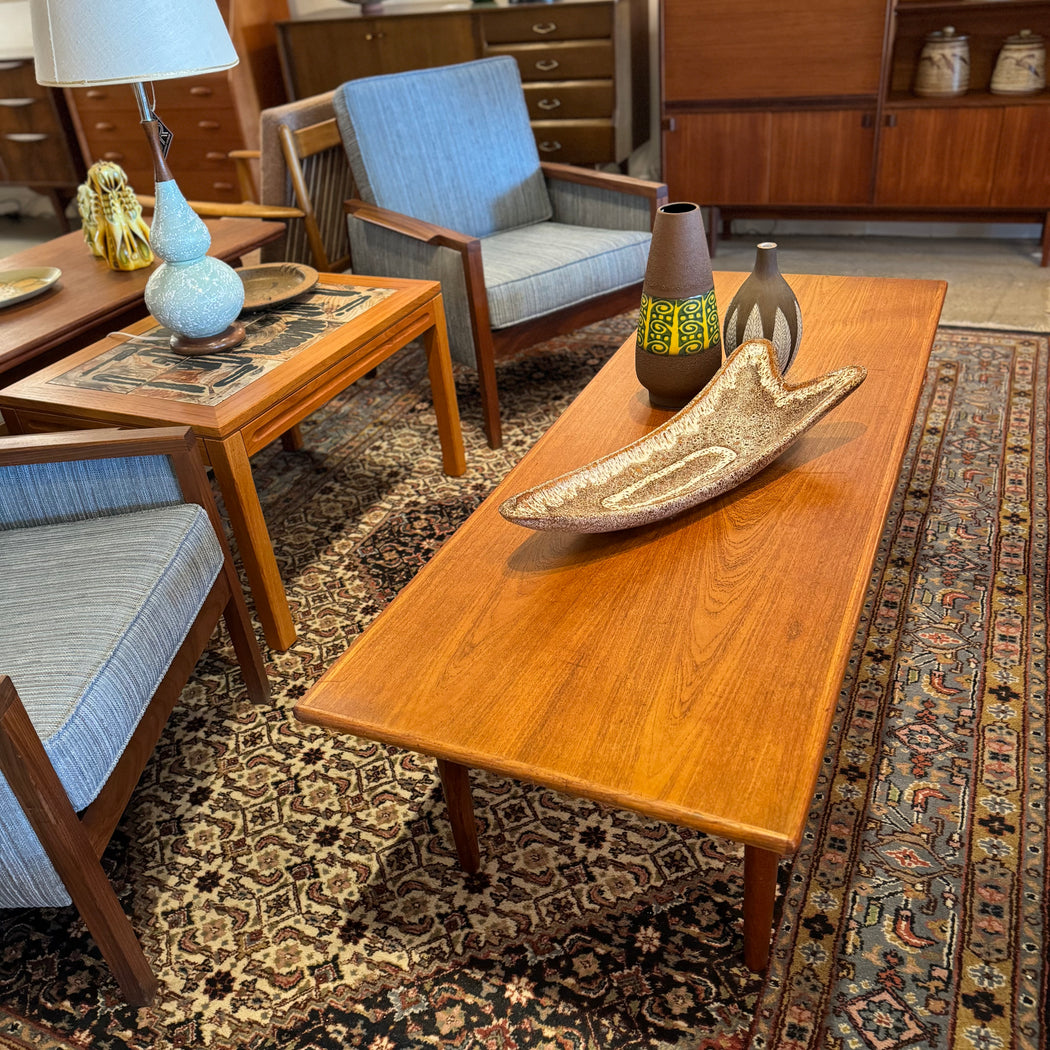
[144,178,245,355]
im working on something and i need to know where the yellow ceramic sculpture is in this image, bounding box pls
[77,161,153,271]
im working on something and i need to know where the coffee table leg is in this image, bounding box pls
[204,434,297,651]
[743,845,780,971]
[420,300,466,478]
[436,758,480,873]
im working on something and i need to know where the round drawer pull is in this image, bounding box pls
[532,21,557,34]
[94,121,115,131]
[535,59,560,72]
[85,88,107,99]
[197,120,220,130]
[213,182,234,191]
[537,98,561,110]
[205,150,227,160]
[0,98,35,108]
[102,151,125,161]
[4,132,47,142]
[190,86,213,96]
[364,32,385,40]
[538,140,562,153]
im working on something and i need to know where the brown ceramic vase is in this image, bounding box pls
[722,241,802,374]
[635,202,721,410]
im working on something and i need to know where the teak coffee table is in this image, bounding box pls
[0,274,465,652]
[295,272,946,969]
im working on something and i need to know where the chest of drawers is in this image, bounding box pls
[276,0,649,167]
[0,57,83,215]
[65,74,246,204]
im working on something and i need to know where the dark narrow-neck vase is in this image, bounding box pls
[722,241,802,373]
[635,202,722,410]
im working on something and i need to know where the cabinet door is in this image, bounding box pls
[768,110,875,205]
[276,16,475,100]
[373,15,476,75]
[662,0,885,103]
[990,106,1050,208]
[663,111,771,205]
[875,108,1002,207]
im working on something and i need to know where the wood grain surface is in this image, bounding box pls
[296,272,946,855]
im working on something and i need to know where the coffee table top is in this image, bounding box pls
[295,272,946,855]
[0,218,284,376]
[0,274,440,439]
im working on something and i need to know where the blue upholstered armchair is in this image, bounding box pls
[333,56,668,448]
[0,427,268,1005]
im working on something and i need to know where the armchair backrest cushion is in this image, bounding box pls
[0,455,181,530]
[333,56,553,239]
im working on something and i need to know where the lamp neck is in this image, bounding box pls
[131,81,173,183]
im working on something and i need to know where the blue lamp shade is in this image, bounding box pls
[29,0,248,355]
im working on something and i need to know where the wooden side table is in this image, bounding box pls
[0,274,465,651]
[0,218,285,380]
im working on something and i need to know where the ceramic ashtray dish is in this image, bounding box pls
[499,339,867,533]
[0,267,62,308]
[237,262,319,312]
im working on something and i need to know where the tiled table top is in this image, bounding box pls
[47,283,396,407]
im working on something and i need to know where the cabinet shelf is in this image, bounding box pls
[895,0,1050,11]
[887,89,1050,106]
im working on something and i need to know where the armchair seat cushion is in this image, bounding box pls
[482,221,650,330]
[0,504,223,907]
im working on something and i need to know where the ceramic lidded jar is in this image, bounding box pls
[635,202,722,410]
[990,29,1046,95]
[722,242,802,373]
[913,26,970,98]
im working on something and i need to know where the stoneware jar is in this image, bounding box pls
[722,242,802,373]
[990,29,1046,95]
[914,26,970,98]
[635,202,722,410]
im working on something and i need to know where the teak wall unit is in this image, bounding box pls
[275,0,649,167]
[661,0,1050,264]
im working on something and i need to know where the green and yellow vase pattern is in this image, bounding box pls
[637,289,721,357]
[635,202,722,410]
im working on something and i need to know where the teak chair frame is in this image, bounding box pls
[0,427,269,1006]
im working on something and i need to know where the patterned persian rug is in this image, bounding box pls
[0,319,1046,1049]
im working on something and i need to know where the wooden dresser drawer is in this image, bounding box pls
[480,5,613,44]
[532,119,615,164]
[522,79,615,120]
[0,60,49,101]
[487,40,614,82]
[0,127,81,184]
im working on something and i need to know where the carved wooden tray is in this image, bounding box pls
[499,339,867,533]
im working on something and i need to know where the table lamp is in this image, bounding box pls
[30,0,247,355]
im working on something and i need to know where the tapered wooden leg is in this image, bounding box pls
[204,434,296,650]
[436,759,480,873]
[0,677,157,1006]
[1041,211,1050,268]
[420,300,466,477]
[743,845,780,971]
[280,425,304,452]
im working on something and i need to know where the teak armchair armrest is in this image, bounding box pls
[136,194,304,222]
[344,198,477,251]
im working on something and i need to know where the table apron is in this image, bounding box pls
[236,305,437,456]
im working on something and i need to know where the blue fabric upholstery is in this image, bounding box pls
[0,504,224,907]
[481,223,651,330]
[0,455,182,529]
[334,57,552,238]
